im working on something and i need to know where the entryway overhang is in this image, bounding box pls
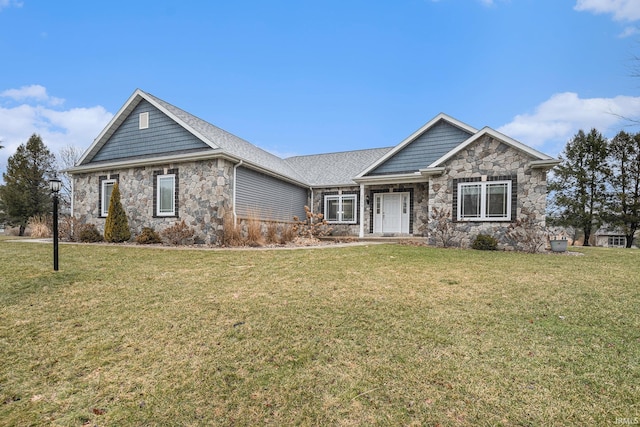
[354,172,429,237]
[353,171,429,185]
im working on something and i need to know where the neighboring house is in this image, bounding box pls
[594,228,637,248]
[68,89,559,248]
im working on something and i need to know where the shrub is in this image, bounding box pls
[58,216,82,242]
[265,222,278,244]
[246,214,265,247]
[136,227,162,244]
[428,207,459,248]
[472,233,498,251]
[280,224,296,244]
[28,215,51,238]
[78,224,104,243]
[222,212,243,246]
[161,220,195,246]
[505,211,546,253]
[104,182,131,243]
[293,206,332,238]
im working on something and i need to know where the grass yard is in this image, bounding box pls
[0,237,638,426]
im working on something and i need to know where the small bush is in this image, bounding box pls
[293,206,332,238]
[246,214,265,247]
[78,224,104,243]
[265,222,278,245]
[222,212,243,246]
[58,216,82,242]
[428,207,459,248]
[472,233,498,251]
[136,227,162,244]
[104,182,131,243]
[280,224,296,244]
[505,211,546,253]
[28,215,51,238]
[162,220,195,246]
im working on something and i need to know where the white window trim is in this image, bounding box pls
[156,174,176,216]
[324,194,357,224]
[457,180,511,221]
[101,179,116,217]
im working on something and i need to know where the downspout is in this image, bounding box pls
[70,176,74,217]
[359,183,365,238]
[309,187,314,222]
[232,160,243,226]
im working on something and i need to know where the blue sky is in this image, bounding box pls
[1,0,640,178]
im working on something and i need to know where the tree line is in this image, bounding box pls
[0,134,79,236]
[549,129,640,248]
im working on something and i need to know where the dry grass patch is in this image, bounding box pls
[0,242,638,425]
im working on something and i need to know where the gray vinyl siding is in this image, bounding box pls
[368,120,472,175]
[91,100,211,163]
[236,167,308,222]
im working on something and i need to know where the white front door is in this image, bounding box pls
[373,192,410,234]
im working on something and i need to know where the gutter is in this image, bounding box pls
[353,172,428,185]
[530,159,561,169]
[232,160,244,225]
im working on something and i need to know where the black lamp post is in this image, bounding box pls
[49,178,62,271]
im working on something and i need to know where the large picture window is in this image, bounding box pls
[156,174,176,216]
[457,180,511,221]
[324,194,357,223]
[101,179,116,217]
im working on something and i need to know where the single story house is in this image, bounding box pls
[594,228,637,248]
[68,89,559,248]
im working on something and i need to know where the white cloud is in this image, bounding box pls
[575,0,640,22]
[0,0,23,11]
[618,25,639,38]
[1,84,65,106]
[498,92,640,156]
[0,86,113,178]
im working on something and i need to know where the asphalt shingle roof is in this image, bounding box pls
[285,148,393,186]
[143,92,307,184]
[145,91,391,187]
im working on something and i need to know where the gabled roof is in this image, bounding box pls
[356,113,477,178]
[286,147,393,187]
[73,91,558,187]
[76,89,307,184]
[425,126,555,169]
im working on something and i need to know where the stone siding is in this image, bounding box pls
[310,183,429,237]
[72,158,234,244]
[311,187,362,235]
[428,135,549,250]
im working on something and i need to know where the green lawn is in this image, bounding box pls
[1,237,638,426]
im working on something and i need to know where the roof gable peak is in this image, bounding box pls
[356,113,477,178]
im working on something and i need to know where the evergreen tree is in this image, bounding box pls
[0,134,56,235]
[549,129,610,246]
[103,182,131,242]
[606,131,640,247]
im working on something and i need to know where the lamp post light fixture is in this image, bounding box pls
[49,178,62,271]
